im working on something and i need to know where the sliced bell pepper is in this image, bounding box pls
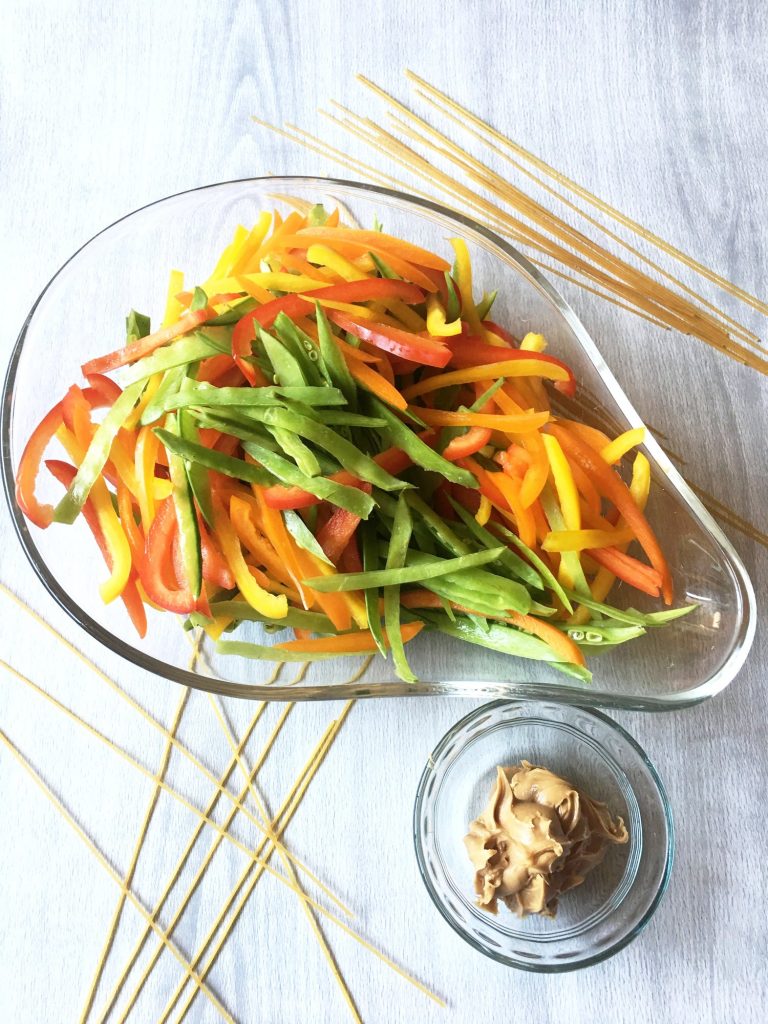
[15,399,64,528]
[46,460,145,633]
[82,307,214,376]
[549,423,673,604]
[601,427,646,465]
[586,546,663,597]
[212,496,288,618]
[316,484,371,565]
[329,312,451,368]
[442,426,492,461]
[417,408,549,433]
[543,527,636,552]
[541,434,581,530]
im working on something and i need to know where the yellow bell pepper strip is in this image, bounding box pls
[403,359,571,401]
[213,496,287,619]
[426,294,462,337]
[449,237,483,334]
[549,424,672,604]
[45,458,133,606]
[46,460,146,634]
[543,527,636,552]
[162,270,185,327]
[134,425,161,528]
[306,243,368,281]
[416,407,549,433]
[228,211,272,275]
[475,494,492,526]
[520,332,548,353]
[542,434,581,530]
[601,427,646,465]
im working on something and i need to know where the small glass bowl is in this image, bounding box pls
[413,700,673,972]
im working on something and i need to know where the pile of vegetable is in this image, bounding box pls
[15,204,692,683]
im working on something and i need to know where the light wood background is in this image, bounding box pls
[1,2,766,1022]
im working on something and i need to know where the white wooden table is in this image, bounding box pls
[1,2,766,1022]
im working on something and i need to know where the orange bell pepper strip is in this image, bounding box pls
[398,590,584,668]
[416,408,549,433]
[347,360,409,410]
[549,424,673,604]
[493,472,537,549]
[555,419,613,452]
[15,399,64,528]
[586,546,663,597]
[82,306,214,376]
[275,621,424,656]
[213,496,288,619]
[229,496,301,592]
[282,227,450,271]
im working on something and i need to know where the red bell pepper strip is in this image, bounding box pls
[15,399,64,528]
[447,334,577,396]
[316,484,372,564]
[140,497,204,613]
[442,426,492,461]
[329,312,451,368]
[82,307,214,376]
[337,535,364,574]
[549,423,673,603]
[199,518,236,589]
[46,460,147,637]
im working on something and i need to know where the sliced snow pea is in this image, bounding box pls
[255,407,408,493]
[165,415,202,598]
[207,297,257,325]
[368,398,477,488]
[449,498,543,590]
[282,509,333,566]
[490,521,573,613]
[121,332,228,385]
[161,383,346,411]
[420,613,592,682]
[564,623,646,646]
[362,521,387,658]
[154,429,273,485]
[273,313,327,387]
[205,601,335,633]
[404,493,469,557]
[475,289,498,321]
[303,547,504,592]
[385,495,416,683]
[315,301,357,409]
[178,378,214,527]
[259,327,307,387]
[243,442,375,517]
[53,380,145,524]
[140,364,189,425]
[562,591,698,627]
[270,426,321,476]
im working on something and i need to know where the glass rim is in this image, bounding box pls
[412,698,675,972]
[0,175,756,704]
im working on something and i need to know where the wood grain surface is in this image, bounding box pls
[1,2,766,1022]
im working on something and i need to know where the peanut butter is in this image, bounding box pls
[464,762,628,917]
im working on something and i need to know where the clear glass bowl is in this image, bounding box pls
[413,700,673,971]
[0,177,755,704]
